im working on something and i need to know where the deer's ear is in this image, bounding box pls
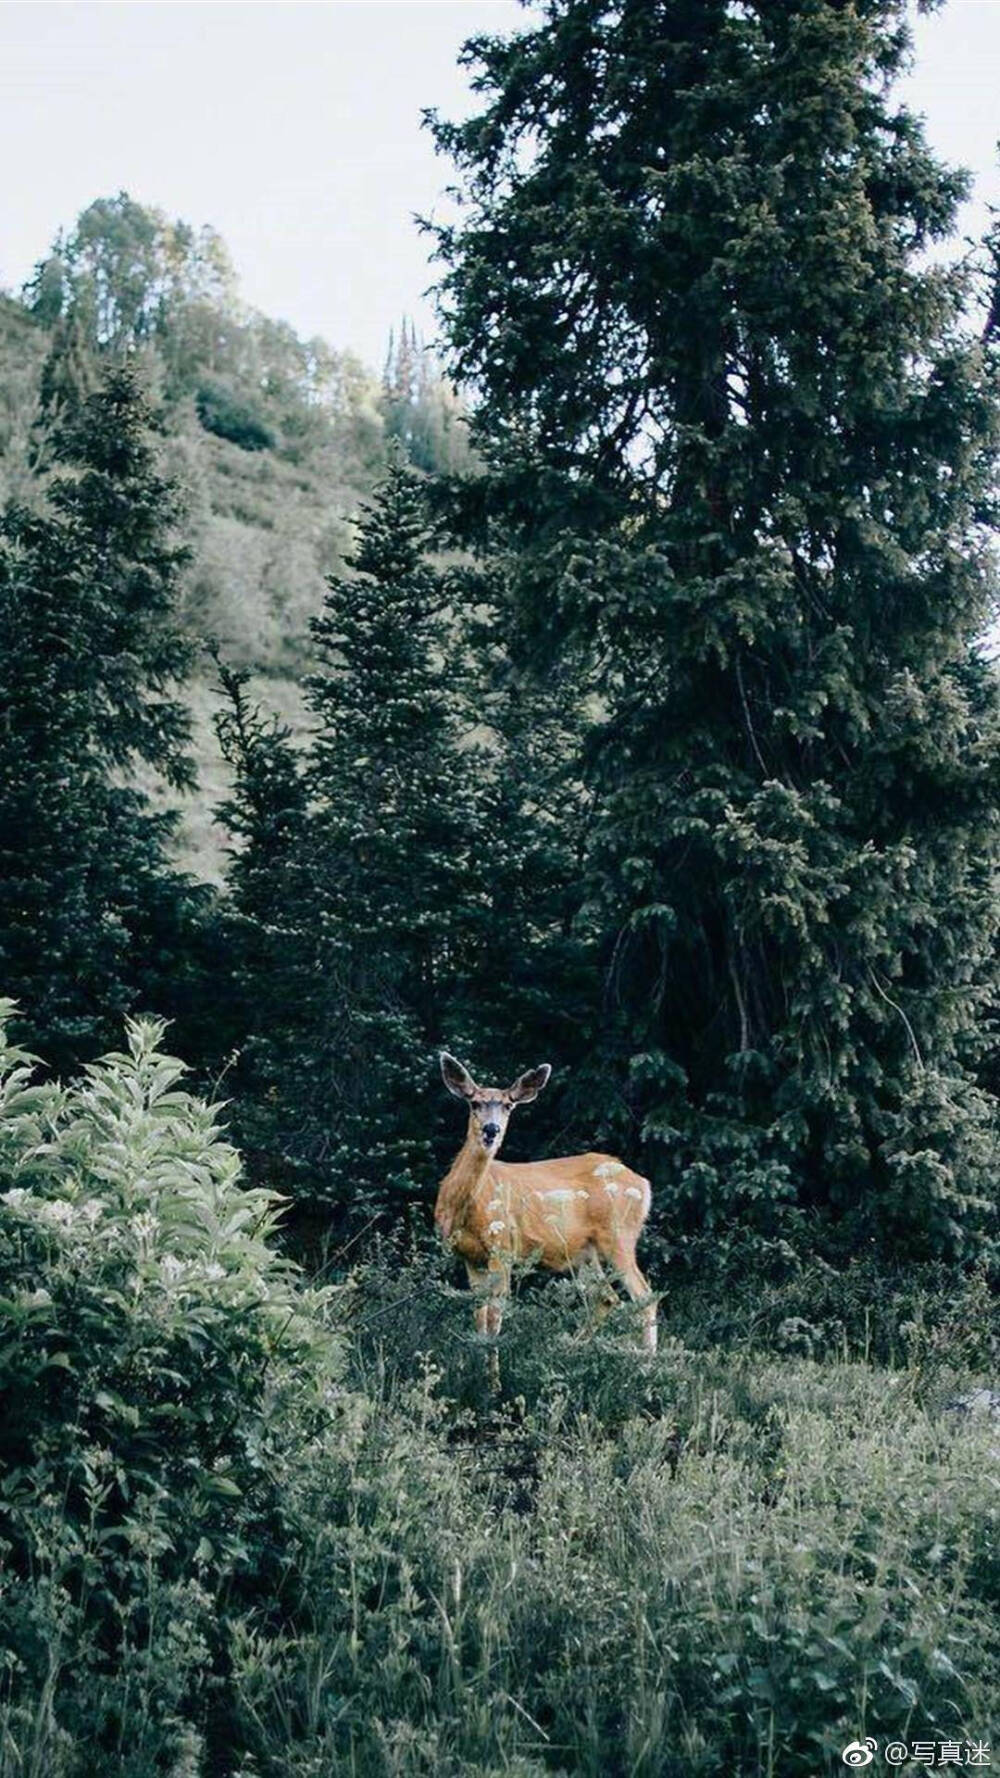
[440,1053,476,1100]
[508,1063,552,1104]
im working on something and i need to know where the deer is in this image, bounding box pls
[434,1053,657,1364]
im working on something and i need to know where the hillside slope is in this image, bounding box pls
[2,195,474,878]
[0,319,359,876]
[1,196,474,880]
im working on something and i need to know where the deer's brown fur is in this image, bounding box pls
[434,1053,656,1354]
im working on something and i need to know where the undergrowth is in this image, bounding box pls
[0,1010,996,1777]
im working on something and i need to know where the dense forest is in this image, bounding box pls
[1,2,999,1774]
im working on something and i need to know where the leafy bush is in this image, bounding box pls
[647,1234,1000,1374]
[0,1002,340,1777]
[196,380,275,452]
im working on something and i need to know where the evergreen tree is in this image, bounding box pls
[211,663,315,1183]
[215,662,310,928]
[430,0,1000,1261]
[36,310,97,436]
[442,580,606,1149]
[306,456,474,1199]
[215,463,606,1236]
[216,457,490,1229]
[0,368,203,1065]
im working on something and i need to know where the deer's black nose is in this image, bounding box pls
[482,1123,500,1144]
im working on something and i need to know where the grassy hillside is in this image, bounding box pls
[0,281,386,881]
[165,409,367,674]
[0,295,48,507]
[155,394,375,879]
[2,195,475,881]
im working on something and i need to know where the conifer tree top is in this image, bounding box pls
[430,0,975,505]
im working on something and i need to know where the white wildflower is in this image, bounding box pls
[35,1199,76,1228]
[624,1186,643,1201]
[593,1161,622,1179]
[541,1188,576,1203]
[603,1181,620,1198]
[487,1220,506,1237]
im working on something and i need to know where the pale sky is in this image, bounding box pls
[0,1,997,372]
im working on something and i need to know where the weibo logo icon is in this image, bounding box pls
[842,1741,878,1768]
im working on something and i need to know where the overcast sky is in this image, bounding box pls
[0,1,997,372]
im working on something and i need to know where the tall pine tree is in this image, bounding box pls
[0,368,203,1065]
[216,457,493,1230]
[430,0,1000,1262]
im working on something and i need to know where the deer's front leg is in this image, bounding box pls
[467,1258,509,1332]
[467,1259,509,1387]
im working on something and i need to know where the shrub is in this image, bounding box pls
[220,1242,999,1778]
[0,1002,340,1777]
[226,1288,1000,1777]
[196,380,275,453]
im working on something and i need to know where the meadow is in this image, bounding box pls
[0,1012,996,1778]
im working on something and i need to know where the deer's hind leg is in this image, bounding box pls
[601,1236,658,1354]
[574,1244,620,1339]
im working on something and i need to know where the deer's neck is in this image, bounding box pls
[435,1131,493,1239]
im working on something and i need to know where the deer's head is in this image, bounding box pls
[440,1052,551,1157]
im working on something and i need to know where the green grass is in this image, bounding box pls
[223,1256,999,1778]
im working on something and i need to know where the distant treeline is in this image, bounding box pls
[23,190,471,476]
